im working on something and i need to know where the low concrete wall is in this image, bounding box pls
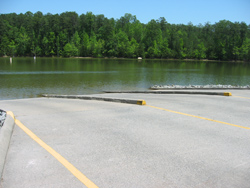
[42,94,147,105]
[150,85,250,90]
[104,90,232,96]
[0,111,15,179]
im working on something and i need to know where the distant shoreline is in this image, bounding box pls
[1,56,248,63]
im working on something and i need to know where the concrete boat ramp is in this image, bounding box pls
[0,90,250,188]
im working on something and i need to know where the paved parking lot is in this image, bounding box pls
[0,90,250,188]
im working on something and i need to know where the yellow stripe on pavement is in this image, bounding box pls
[146,105,250,130]
[232,96,250,99]
[7,111,15,119]
[14,118,99,188]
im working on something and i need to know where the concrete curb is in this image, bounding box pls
[0,111,15,179]
[42,94,146,105]
[104,90,232,96]
[150,87,250,90]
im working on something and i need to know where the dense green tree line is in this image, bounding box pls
[0,11,250,61]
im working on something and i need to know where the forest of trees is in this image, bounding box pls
[0,11,250,61]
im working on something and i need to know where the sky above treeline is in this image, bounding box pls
[0,0,249,25]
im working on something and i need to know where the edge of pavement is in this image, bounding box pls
[0,111,15,179]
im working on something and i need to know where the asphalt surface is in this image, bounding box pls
[0,90,250,188]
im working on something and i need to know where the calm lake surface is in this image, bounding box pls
[1,57,250,100]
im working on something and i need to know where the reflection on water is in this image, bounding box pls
[0,71,118,75]
[0,57,250,100]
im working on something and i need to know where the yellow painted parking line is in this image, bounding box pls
[7,111,15,119]
[146,105,250,130]
[14,118,99,188]
[232,96,250,99]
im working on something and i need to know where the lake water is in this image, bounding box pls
[1,57,250,100]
